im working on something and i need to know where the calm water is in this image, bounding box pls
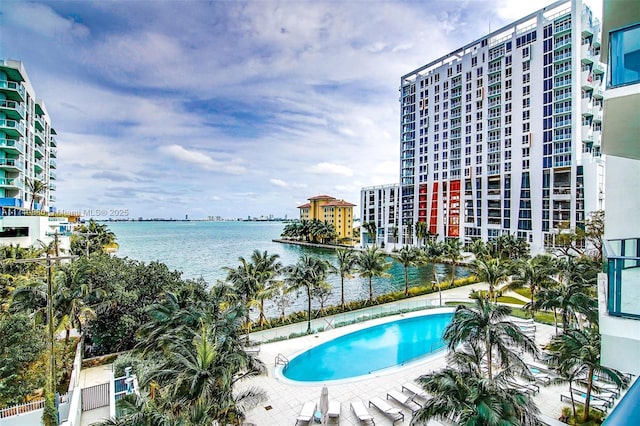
[107,221,468,315]
[283,312,454,381]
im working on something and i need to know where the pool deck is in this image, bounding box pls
[241,284,569,425]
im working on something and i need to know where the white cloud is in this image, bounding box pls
[270,178,306,189]
[4,2,89,38]
[309,162,353,176]
[160,144,246,175]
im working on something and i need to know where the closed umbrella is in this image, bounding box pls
[319,385,329,424]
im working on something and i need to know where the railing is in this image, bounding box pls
[0,80,26,99]
[604,238,640,319]
[0,118,25,135]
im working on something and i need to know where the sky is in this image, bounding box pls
[0,0,601,220]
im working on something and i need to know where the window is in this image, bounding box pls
[505,67,512,77]
[523,98,531,108]
[522,122,530,132]
[472,56,478,67]
[523,110,530,121]
[523,73,530,84]
[609,23,640,87]
[523,61,531,72]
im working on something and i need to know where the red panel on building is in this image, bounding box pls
[418,184,428,222]
[429,182,439,235]
[448,180,461,237]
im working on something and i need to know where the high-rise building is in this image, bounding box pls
[0,59,56,214]
[398,0,604,254]
[0,60,68,248]
[597,0,640,421]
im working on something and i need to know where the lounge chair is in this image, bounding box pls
[350,400,375,425]
[401,382,430,400]
[295,401,316,425]
[539,413,569,426]
[572,385,615,405]
[387,389,421,415]
[560,391,609,413]
[369,397,405,424]
[327,400,340,420]
[507,377,539,395]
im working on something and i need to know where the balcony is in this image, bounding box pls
[50,159,57,169]
[34,129,45,145]
[34,158,44,172]
[0,178,19,189]
[0,99,25,120]
[0,118,25,137]
[50,137,57,147]
[34,144,44,159]
[0,137,23,154]
[34,115,45,131]
[581,70,594,89]
[50,148,57,158]
[604,238,640,319]
[0,158,23,172]
[0,80,26,102]
[581,44,593,63]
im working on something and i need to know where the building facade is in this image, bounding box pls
[0,60,65,247]
[360,183,400,247]
[398,0,604,254]
[0,60,57,214]
[297,195,355,241]
[596,1,640,422]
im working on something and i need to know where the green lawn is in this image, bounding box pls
[513,288,533,299]
[496,296,526,305]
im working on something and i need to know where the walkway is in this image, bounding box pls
[78,364,113,426]
[241,283,568,425]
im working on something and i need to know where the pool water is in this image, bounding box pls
[282,312,453,382]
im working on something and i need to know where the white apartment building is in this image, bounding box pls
[398,0,604,254]
[0,59,66,247]
[360,183,400,247]
[597,0,640,422]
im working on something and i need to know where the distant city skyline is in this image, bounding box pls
[0,0,602,219]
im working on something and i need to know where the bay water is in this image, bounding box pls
[107,221,468,316]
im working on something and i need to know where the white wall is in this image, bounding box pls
[604,156,640,240]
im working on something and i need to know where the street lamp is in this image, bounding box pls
[433,270,442,307]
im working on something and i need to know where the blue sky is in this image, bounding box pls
[1,0,600,220]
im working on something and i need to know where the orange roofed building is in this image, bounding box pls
[297,195,355,242]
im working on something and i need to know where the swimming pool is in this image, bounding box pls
[282,311,453,382]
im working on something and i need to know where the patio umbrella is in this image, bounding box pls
[319,385,329,424]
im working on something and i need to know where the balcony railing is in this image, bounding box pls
[604,238,640,319]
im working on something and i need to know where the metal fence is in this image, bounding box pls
[81,382,110,411]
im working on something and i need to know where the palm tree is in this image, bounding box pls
[143,322,266,424]
[249,250,282,327]
[507,255,555,318]
[394,246,421,296]
[285,255,331,333]
[443,298,538,379]
[412,366,540,426]
[415,221,429,247]
[444,239,463,289]
[356,246,392,303]
[546,328,628,422]
[224,256,259,337]
[70,220,118,256]
[362,221,377,247]
[391,226,399,250]
[334,248,357,307]
[469,239,490,261]
[471,257,509,301]
[24,177,49,210]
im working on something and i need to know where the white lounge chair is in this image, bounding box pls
[295,401,316,425]
[369,396,405,424]
[350,400,375,425]
[560,391,609,413]
[401,382,430,400]
[387,389,422,415]
[508,377,540,395]
[327,400,340,420]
